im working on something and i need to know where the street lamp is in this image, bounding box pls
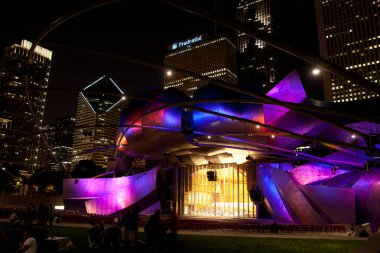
[312,68,321,75]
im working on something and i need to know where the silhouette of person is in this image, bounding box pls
[37,203,49,226]
[121,209,130,243]
[26,203,36,225]
[144,210,167,249]
[270,221,279,233]
[127,206,140,247]
[48,203,54,226]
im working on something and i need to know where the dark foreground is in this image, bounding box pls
[0,221,364,253]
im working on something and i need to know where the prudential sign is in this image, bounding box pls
[171,35,203,50]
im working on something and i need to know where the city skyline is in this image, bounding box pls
[0,1,318,123]
[1,1,380,232]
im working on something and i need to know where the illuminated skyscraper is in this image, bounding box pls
[164,34,237,96]
[71,76,127,170]
[315,0,380,102]
[0,40,52,172]
[43,116,75,171]
[236,0,278,93]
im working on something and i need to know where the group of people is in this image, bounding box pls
[88,207,169,250]
[2,203,73,253]
[88,219,121,249]
[3,212,41,253]
[88,206,142,249]
[26,202,54,227]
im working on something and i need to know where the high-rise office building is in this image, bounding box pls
[0,40,52,172]
[71,76,127,170]
[43,116,75,171]
[164,34,237,96]
[236,0,278,93]
[315,0,380,102]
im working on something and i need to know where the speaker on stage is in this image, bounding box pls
[249,188,261,201]
[207,171,217,181]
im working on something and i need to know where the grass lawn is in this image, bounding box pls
[1,221,364,253]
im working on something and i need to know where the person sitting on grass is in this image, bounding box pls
[19,227,37,253]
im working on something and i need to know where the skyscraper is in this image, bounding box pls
[0,40,52,172]
[236,0,278,93]
[315,0,380,102]
[71,76,127,170]
[164,34,237,96]
[43,116,75,171]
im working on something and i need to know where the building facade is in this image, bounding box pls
[43,116,75,171]
[315,0,380,102]
[236,0,278,93]
[164,34,237,96]
[0,40,52,172]
[71,76,127,170]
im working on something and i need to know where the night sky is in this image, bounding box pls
[0,0,318,123]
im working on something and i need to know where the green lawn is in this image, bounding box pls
[1,221,364,253]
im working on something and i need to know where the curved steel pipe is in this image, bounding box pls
[19,0,379,175]
[46,44,370,139]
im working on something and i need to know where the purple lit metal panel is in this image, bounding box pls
[351,169,380,231]
[192,102,243,134]
[270,169,328,224]
[264,70,307,125]
[140,201,161,215]
[320,172,361,188]
[323,151,367,167]
[63,175,141,199]
[257,166,293,223]
[290,162,349,185]
[192,84,264,135]
[299,185,355,224]
[63,168,157,215]
[85,167,157,215]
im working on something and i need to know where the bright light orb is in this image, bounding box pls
[312,68,321,75]
[166,70,172,76]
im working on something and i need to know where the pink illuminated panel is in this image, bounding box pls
[290,163,348,185]
[63,168,157,215]
[264,70,307,125]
